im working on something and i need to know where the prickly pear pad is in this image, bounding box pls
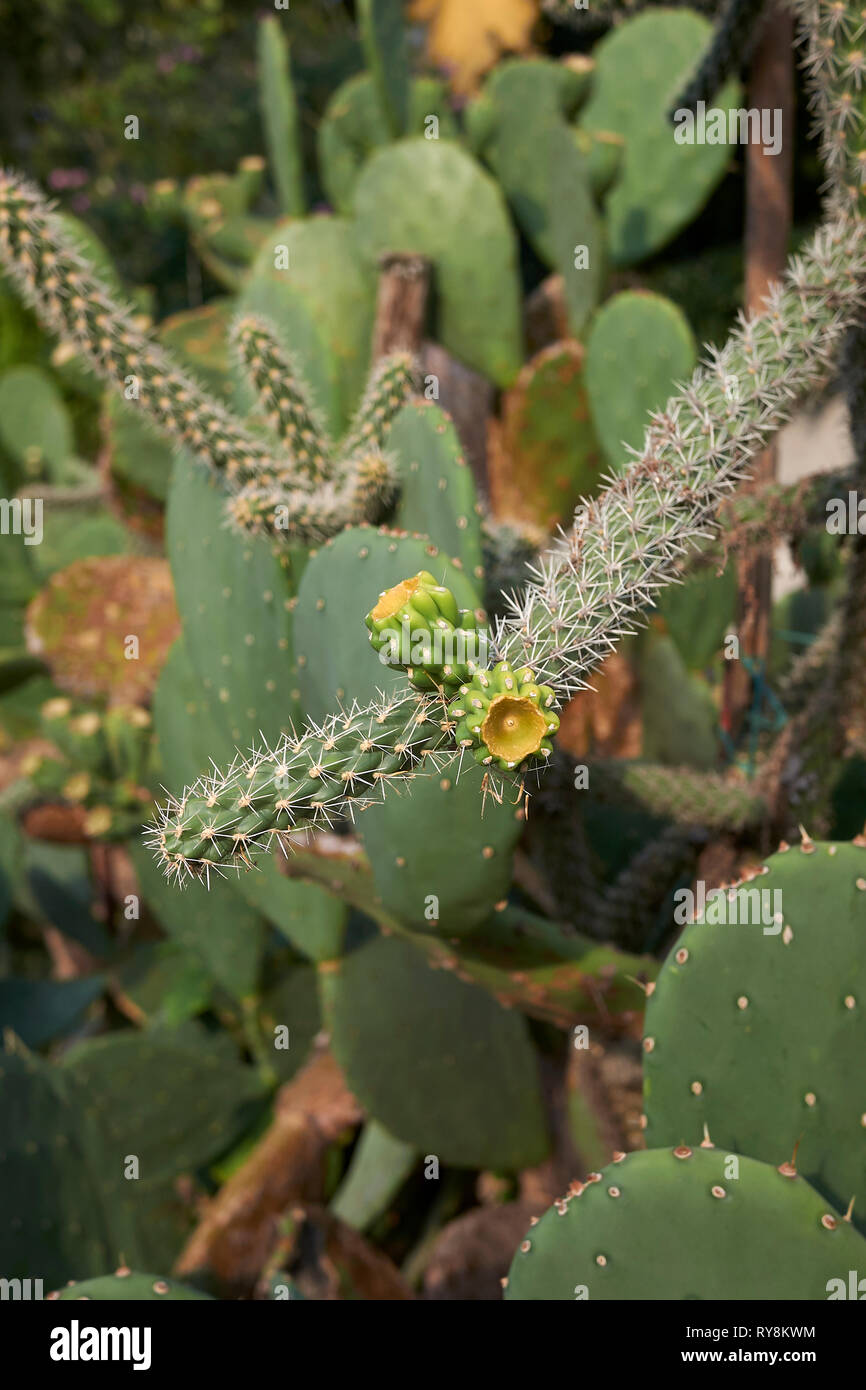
[643,840,866,1233]
[505,1147,866,1300]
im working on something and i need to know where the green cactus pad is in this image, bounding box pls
[60,1026,266,1192]
[470,56,595,265]
[318,73,457,216]
[585,290,697,470]
[0,364,74,474]
[51,1271,212,1300]
[130,841,265,1002]
[238,217,375,435]
[491,342,603,530]
[365,568,485,693]
[505,1147,866,1299]
[354,140,523,387]
[0,1046,113,1284]
[320,933,549,1170]
[573,127,626,202]
[165,453,301,756]
[390,401,485,583]
[449,661,559,772]
[293,525,482,722]
[643,840,866,1234]
[580,10,741,265]
[357,760,522,935]
[547,124,606,337]
[638,629,719,769]
[257,17,306,217]
[358,0,410,137]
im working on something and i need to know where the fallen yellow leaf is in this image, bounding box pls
[409,0,539,96]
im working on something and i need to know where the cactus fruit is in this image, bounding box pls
[643,839,866,1233]
[365,570,486,693]
[504,1147,866,1299]
[584,290,697,471]
[50,1271,212,1300]
[448,661,560,772]
[293,526,482,720]
[580,10,741,264]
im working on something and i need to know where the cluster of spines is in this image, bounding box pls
[147,687,456,881]
[337,352,418,466]
[794,0,866,210]
[225,313,415,542]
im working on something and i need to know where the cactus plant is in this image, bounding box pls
[504,1146,866,1299]
[584,290,697,471]
[643,839,866,1233]
[50,1271,213,1300]
[449,660,560,772]
[320,932,549,1170]
[257,17,306,218]
[353,140,524,387]
[580,9,742,264]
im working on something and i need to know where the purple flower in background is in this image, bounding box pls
[48,168,89,191]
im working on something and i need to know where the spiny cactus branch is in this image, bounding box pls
[494,214,866,696]
[230,313,334,482]
[0,169,275,490]
[147,687,459,881]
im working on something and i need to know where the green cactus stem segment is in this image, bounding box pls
[146,687,457,881]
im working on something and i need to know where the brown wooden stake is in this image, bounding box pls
[723,2,794,745]
[370,252,431,360]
